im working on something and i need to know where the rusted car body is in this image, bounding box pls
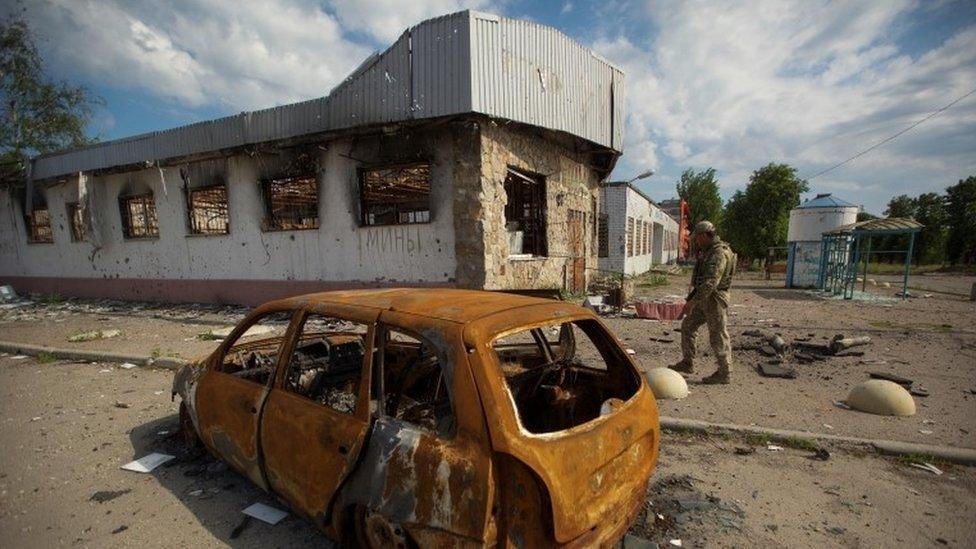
[172,289,660,546]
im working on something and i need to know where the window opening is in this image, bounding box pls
[491,319,640,434]
[504,168,547,256]
[218,311,294,385]
[27,208,53,243]
[598,213,609,258]
[261,174,319,231]
[119,194,159,239]
[359,163,431,226]
[626,217,634,257]
[283,314,368,415]
[380,327,455,437]
[187,184,229,235]
[66,202,85,242]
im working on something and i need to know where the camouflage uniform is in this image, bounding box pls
[678,236,737,380]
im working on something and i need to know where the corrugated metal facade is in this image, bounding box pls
[31,10,623,181]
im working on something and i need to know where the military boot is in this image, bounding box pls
[670,358,694,374]
[701,357,731,384]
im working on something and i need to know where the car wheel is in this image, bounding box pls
[179,401,202,448]
[352,505,409,549]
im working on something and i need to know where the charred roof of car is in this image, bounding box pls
[274,288,577,324]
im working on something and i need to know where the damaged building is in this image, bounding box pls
[0,11,624,305]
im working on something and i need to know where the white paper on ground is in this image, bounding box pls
[242,502,289,525]
[120,362,138,369]
[121,452,175,473]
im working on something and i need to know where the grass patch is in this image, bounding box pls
[869,320,956,333]
[150,346,162,359]
[198,331,221,341]
[895,453,938,466]
[39,292,63,304]
[35,352,58,364]
[782,436,820,452]
[637,274,670,288]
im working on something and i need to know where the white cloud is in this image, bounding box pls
[26,0,373,110]
[595,0,976,211]
[329,0,495,44]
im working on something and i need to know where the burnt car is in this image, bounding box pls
[173,288,659,547]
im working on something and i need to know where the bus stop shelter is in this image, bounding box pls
[818,217,923,300]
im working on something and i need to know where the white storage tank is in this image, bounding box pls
[786,193,859,287]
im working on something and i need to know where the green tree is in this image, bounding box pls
[720,163,809,261]
[1,11,99,183]
[856,211,878,222]
[945,176,976,265]
[913,192,947,264]
[884,195,917,218]
[675,167,723,227]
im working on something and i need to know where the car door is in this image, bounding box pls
[194,307,299,490]
[259,304,377,530]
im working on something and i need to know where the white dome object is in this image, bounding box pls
[645,368,689,400]
[846,380,916,416]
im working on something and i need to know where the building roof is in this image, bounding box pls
[601,181,656,207]
[276,288,578,324]
[824,217,923,235]
[30,10,624,182]
[794,193,858,210]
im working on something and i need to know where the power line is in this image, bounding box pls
[804,85,976,181]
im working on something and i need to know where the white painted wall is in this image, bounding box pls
[0,133,458,287]
[598,184,679,276]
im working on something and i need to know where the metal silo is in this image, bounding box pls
[786,194,859,287]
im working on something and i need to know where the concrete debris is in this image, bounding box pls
[0,285,16,302]
[68,329,121,342]
[758,345,778,357]
[120,453,175,473]
[669,540,683,547]
[759,363,797,379]
[113,401,129,409]
[829,335,871,354]
[120,362,138,369]
[90,489,131,503]
[767,444,785,451]
[769,335,787,353]
[242,502,288,525]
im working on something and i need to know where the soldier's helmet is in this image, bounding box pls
[693,220,716,235]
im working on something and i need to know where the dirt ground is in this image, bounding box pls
[617,272,976,448]
[1,355,973,548]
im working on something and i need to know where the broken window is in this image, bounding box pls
[379,327,455,437]
[626,217,634,257]
[359,163,431,226]
[217,311,295,386]
[283,313,368,415]
[598,214,609,258]
[26,208,53,243]
[492,319,640,434]
[66,202,85,242]
[261,173,319,231]
[186,184,229,235]
[119,194,159,239]
[504,168,547,256]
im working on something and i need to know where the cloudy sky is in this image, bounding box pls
[20,0,976,214]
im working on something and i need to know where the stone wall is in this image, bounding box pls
[474,121,600,290]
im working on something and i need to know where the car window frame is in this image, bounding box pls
[208,306,302,387]
[374,322,458,440]
[271,307,376,420]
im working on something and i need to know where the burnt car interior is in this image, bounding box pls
[218,311,294,385]
[380,328,455,436]
[282,315,368,415]
[493,319,640,434]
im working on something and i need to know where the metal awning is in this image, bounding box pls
[824,217,923,235]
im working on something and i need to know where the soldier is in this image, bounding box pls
[671,221,737,384]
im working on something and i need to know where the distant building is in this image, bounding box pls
[597,182,679,276]
[0,11,625,304]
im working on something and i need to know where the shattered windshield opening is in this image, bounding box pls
[491,319,640,434]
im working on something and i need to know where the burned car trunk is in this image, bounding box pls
[172,289,659,548]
